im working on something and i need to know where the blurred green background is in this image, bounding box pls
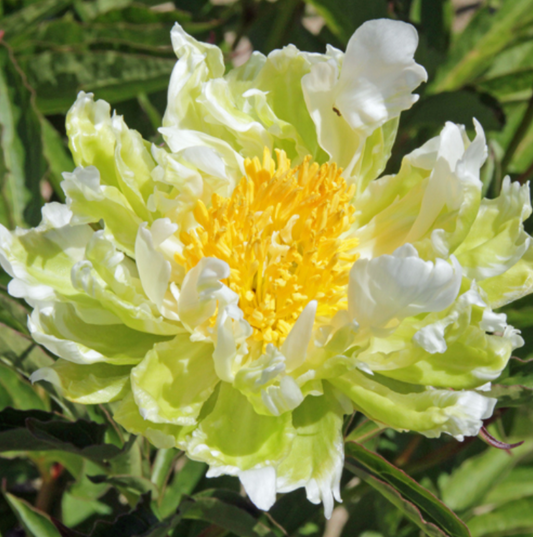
[2,1,533,536]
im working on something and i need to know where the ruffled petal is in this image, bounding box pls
[130,335,218,426]
[114,392,192,449]
[67,92,156,222]
[31,361,131,404]
[0,203,93,304]
[28,302,168,365]
[276,384,345,519]
[353,284,523,389]
[457,177,532,281]
[178,258,252,382]
[331,371,495,441]
[62,166,142,256]
[348,244,462,331]
[353,121,486,259]
[186,382,294,474]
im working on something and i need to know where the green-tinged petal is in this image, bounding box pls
[71,259,181,336]
[62,166,142,257]
[28,302,169,365]
[353,121,485,259]
[480,243,533,308]
[456,177,532,281]
[231,46,327,162]
[355,116,399,193]
[0,203,93,302]
[351,285,521,389]
[114,392,191,449]
[234,344,304,417]
[67,92,156,223]
[131,335,218,426]
[67,92,118,187]
[163,23,225,134]
[331,370,495,440]
[111,114,157,221]
[164,25,303,162]
[149,144,241,235]
[276,384,346,519]
[32,360,131,404]
[186,382,294,473]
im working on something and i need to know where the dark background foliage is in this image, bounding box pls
[1,1,533,536]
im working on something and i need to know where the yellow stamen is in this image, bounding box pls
[175,148,359,345]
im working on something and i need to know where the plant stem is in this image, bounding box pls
[151,448,177,492]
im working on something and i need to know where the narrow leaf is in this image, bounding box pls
[432,0,533,91]
[0,44,44,227]
[181,493,278,537]
[468,496,533,537]
[4,492,61,537]
[439,439,533,512]
[345,465,448,537]
[0,407,133,462]
[345,442,470,537]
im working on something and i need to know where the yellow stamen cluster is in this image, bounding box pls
[175,149,359,345]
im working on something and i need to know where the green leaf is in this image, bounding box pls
[0,407,133,462]
[88,474,159,499]
[1,0,73,40]
[0,43,44,227]
[302,0,387,44]
[0,290,30,334]
[55,493,174,537]
[181,492,278,537]
[468,496,533,537]
[346,468,449,537]
[439,439,533,512]
[484,467,533,507]
[87,2,191,24]
[22,50,177,115]
[61,493,113,529]
[432,0,533,92]
[17,18,183,52]
[488,359,533,408]
[402,90,505,132]
[420,0,452,54]
[40,118,73,201]
[345,419,384,444]
[0,363,47,411]
[159,459,206,517]
[477,68,533,100]
[0,322,54,376]
[4,492,61,537]
[345,442,470,537]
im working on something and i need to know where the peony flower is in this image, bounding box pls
[1,19,532,517]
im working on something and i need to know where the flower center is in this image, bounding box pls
[176,149,359,345]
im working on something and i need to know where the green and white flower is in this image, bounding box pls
[1,19,531,518]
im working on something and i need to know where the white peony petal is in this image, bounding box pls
[135,223,171,311]
[178,257,230,329]
[282,300,317,372]
[302,19,426,179]
[150,218,178,247]
[260,376,304,417]
[349,244,462,331]
[178,258,252,382]
[239,466,277,511]
[336,19,427,133]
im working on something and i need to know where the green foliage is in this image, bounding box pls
[2,1,533,536]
